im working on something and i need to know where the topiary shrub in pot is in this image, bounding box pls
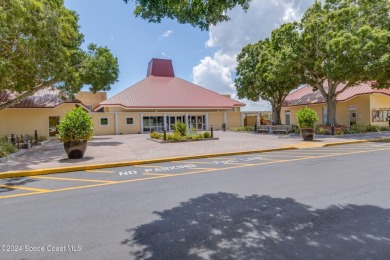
[296,107,318,141]
[57,107,94,159]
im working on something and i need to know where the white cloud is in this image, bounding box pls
[193,53,235,95]
[193,0,314,111]
[161,52,170,58]
[159,30,173,40]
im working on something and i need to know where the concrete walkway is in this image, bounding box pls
[1,131,390,173]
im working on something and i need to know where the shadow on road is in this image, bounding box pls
[0,177,38,193]
[122,192,390,259]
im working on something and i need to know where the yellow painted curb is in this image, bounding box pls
[323,137,390,147]
[0,147,297,179]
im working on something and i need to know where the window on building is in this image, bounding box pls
[126,117,134,125]
[100,117,109,126]
[372,110,390,122]
[285,111,291,125]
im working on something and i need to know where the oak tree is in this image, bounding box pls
[0,0,119,110]
[123,0,251,30]
[299,0,390,125]
[235,23,302,124]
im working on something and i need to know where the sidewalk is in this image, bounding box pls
[1,131,390,174]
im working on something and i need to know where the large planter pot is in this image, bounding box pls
[300,128,315,141]
[64,140,88,159]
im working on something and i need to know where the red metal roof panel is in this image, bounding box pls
[99,76,245,109]
[284,81,390,106]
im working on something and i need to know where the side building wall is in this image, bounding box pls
[0,104,79,137]
[281,94,372,126]
[0,107,245,137]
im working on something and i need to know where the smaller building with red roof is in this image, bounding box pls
[281,81,390,127]
[90,58,246,135]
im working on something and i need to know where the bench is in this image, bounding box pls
[272,125,292,134]
[257,125,269,133]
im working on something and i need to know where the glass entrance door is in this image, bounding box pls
[49,116,60,137]
[349,109,357,126]
[143,116,164,132]
[189,116,204,130]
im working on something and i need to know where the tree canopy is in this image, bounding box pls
[235,23,302,124]
[0,0,119,109]
[299,0,390,125]
[123,0,251,30]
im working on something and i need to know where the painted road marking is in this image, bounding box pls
[210,156,266,165]
[134,165,164,168]
[189,167,218,170]
[143,164,197,173]
[34,176,117,184]
[260,154,317,158]
[1,146,390,200]
[171,161,215,164]
[0,191,48,199]
[85,170,115,173]
[0,185,50,192]
[143,173,174,176]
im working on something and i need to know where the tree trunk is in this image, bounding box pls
[326,96,337,126]
[271,103,282,125]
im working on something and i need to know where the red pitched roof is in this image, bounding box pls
[0,88,80,108]
[97,58,245,110]
[283,81,390,107]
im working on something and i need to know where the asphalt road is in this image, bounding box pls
[0,142,390,259]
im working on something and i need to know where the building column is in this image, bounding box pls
[241,113,245,127]
[140,113,143,133]
[257,112,260,126]
[114,113,119,135]
[224,112,227,128]
[205,113,209,130]
[163,113,167,130]
[185,113,189,130]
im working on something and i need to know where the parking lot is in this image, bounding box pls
[2,141,390,200]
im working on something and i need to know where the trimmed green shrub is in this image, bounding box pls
[38,135,47,142]
[296,107,318,128]
[229,127,242,132]
[366,125,380,132]
[188,127,198,136]
[379,126,390,131]
[0,137,17,158]
[229,126,255,132]
[150,132,163,139]
[57,107,94,142]
[203,131,211,138]
[166,132,183,141]
[173,121,187,136]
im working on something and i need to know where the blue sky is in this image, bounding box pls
[64,0,212,90]
[64,0,315,111]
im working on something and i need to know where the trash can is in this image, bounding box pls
[222,123,226,132]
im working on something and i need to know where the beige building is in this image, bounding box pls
[0,59,271,137]
[281,82,390,127]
